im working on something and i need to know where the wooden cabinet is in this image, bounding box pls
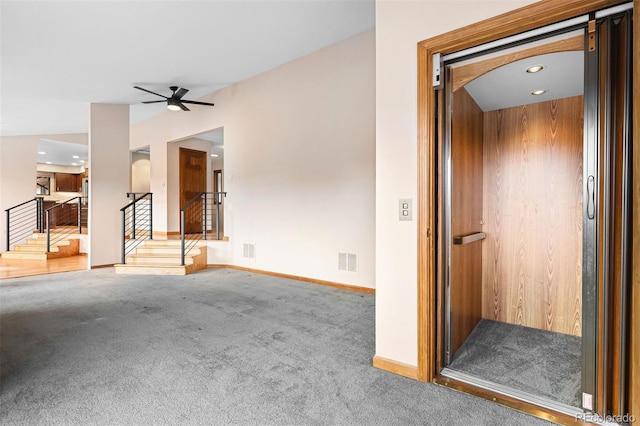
[55,173,81,192]
[43,202,79,229]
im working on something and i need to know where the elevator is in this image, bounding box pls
[431,3,633,420]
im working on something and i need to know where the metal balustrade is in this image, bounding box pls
[180,192,226,265]
[5,197,44,250]
[120,193,153,264]
[45,197,84,252]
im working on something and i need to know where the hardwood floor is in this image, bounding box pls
[0,254,87,280]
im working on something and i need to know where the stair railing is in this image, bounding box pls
[120,192,153,264]
[180,191,226,266]
[5,197,44,251]
[45,196,83,252]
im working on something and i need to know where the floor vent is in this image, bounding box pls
[338,252,357,272]
[243,243,255,259]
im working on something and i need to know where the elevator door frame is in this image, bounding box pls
[415,0,637,422]
[440,27,591,416]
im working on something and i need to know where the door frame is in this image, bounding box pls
[416,0,638,419]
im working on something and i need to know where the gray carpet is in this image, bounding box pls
[448,319,581,407]
[1,268,551,425]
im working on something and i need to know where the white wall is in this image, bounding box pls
[211,157,224,175]
[0,136,37,251]
[375,1,537,366]
[131,30,375,288]
[131,152,150,193]
[89,104,130,267]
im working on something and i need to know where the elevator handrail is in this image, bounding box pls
[453,232,486,245]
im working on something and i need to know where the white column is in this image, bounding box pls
[88,104,130,267]
[0,136,37,251]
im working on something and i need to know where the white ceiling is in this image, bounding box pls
[0,0,375,136]
[37,138,88,167]
[464,51,584,111]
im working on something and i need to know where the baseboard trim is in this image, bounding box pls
[208,264,375,294]
[372,356,419,380]
[91,263,115,269]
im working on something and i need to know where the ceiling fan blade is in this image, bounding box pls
[174,88,189,99]
[133,86,168,98]
[179,103,190,111]
[141,100,166,104]
[181,100,215,107]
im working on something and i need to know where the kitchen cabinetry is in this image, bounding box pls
[55,173,81,192]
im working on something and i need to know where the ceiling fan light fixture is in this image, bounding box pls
[135,86,214,111]
[167,99,181,111]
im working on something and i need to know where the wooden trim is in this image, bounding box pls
[207,264,375,294]
[372,356,419,380]
[417,0,623,53]
[417,40,434,382]
[416,0,637,415]
[451,35,584,92]
[433,376,584,425]
[91,263,115,269]
[630,1,639,419]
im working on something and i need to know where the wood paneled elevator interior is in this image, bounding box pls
[437,9,633,416]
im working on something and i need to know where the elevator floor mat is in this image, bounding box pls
[448,319,581,407]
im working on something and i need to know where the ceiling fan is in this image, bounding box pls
[134,86,215,111]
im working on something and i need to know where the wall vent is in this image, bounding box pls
[243,243,255,259]
[338,252,357,273]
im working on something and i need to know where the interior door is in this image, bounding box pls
[447,86,484,359]
[179,147,207,233]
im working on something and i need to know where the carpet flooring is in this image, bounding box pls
[448,319,582,407]
[1,268,551,425]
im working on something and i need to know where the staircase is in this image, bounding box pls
[114,240,207,275]
[1,232,80,260]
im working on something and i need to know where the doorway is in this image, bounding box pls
[441,32,587,412]
[417,0,635,422]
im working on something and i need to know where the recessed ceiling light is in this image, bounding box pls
[73,155,79,159]
[211,154,219,157]
[72,163,78,166]
[80,160,85,163]
[531,89,547,95]
[526,65,544,73]
[45,161,52,165]
[38,151,46,155]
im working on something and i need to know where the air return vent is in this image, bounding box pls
[338,252,357,273]
[243,243,255,259]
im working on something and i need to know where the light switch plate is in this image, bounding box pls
[399,198,412,221]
